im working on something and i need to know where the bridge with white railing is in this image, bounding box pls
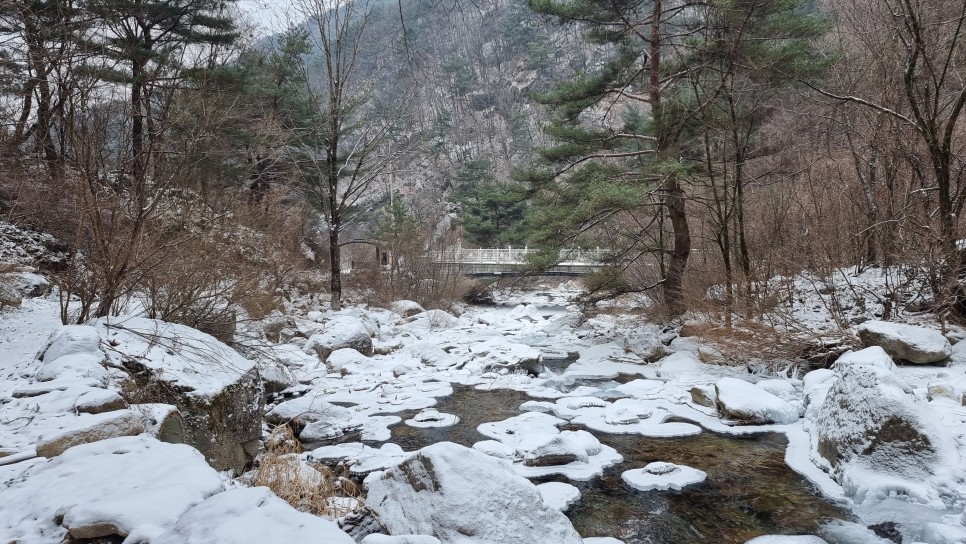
[430,246,606,277]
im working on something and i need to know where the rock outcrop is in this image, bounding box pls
[857,321,951,364]
[364,442,584,544]
[95,317,263,473]
[304,316,374,360]
[715,377,799,425]
[814,365,946,481]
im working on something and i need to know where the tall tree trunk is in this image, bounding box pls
[649,0,690,317]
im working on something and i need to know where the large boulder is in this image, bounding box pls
[814,364,949,482]
[857,321,951,364]
[364,442,583,544]
[153,487,354,544]
[715,377,799,425]
[304,316,374,360]
[265,395,364,444]
[0,436,224,543]
[95,317,264,473]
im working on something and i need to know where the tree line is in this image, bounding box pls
[1,0,965,326]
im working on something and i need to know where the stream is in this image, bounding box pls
[383,385,850,544]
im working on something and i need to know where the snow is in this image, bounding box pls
[94,316,255,399]
[857,320,951,364]
[153,487,354,544]
[364,442,584,544]
[538,481,581,511]
[5,281,966,541]
[715,377,800,425]
[621,462,707,491]
[405,408,460,428]
[832,346,897,372]
[0,435,225,543]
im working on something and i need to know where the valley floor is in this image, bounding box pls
[2,282,966,544]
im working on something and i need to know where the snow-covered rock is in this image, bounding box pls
[304,316,374,360]
[36,409,145,457]
[1,435,224,543]
[832,346,897,372]
[405,409,460,428]
[857,320,951,364]
[814,364,953,486]
[690,385,716,408]
[364,442,584,544]
[390,300,426,318]
[656,351,706,379]
[153,487,354,544]
[621,462,707,491]
[715,377,799,425]
[537,481,581,512]
[265,395,364,442]
[94,317,263,472]
[468,336,543,375]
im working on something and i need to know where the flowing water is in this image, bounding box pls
[386,385,850,544]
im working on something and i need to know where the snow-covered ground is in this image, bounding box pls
[2,277,966,543]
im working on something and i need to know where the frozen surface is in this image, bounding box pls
[621,462,707,491]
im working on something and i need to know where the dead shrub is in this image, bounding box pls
[251,426,363,518]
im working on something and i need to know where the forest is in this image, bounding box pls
[1,0,964,327]
[4,1,966,543]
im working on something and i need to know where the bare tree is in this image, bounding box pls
[289,0,411,310]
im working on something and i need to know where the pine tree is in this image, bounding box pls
[78,0,238,185]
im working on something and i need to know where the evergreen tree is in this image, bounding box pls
[78,0,237,185]
[523,0,825,316]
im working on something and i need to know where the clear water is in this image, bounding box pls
[384,385,850,544]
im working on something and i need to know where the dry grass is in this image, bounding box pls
[250,426,363,518]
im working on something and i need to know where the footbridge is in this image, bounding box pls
[430,246,606,277]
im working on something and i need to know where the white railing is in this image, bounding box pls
[431,245,605,266]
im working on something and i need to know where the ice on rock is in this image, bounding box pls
[566,398,702,438]
[475,412,622,480]
[832,346,897,372]
[656,351,706,379]
[813,364,956,491]
[364,442,584,544]
[406,408,460,428]
[538,481,581,511]
[715,377,800,425]
[857,320,951,364]
[153,487,354,544]
[0,436,224,543]
[621,462,707,491]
